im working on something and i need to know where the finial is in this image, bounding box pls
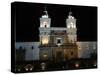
[44,6,48,15]
[41,6,49,18]
[44,6,47,11]
[69,8,72,16]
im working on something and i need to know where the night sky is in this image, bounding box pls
[12,2,97,42]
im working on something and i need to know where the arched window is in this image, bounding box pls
[45,24,47,28]
[71,52,74,56]
[57,39,61,43]
[56,38,62,46]
[43,22,47,28]
[19,46,23,50]
[31,46,34,50]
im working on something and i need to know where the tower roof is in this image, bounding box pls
[41,7,49,18]
[68,10,74,19]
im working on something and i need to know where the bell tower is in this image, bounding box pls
[66,11,77,43]
[39,7,51,45]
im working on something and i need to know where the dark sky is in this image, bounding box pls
[12,2,97,42]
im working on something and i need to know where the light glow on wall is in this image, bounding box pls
[75,63,79,68]
[40,21,48,27]
[68,22,76,28]
[67,25,70,28]
[42,36,49,45]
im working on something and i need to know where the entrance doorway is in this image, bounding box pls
[55,51,63,62]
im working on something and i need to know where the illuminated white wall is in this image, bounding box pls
[40,18,51,28]
[15,42,40,61]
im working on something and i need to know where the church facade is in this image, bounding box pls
[39,10,78,62]
[15,9,97,62]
